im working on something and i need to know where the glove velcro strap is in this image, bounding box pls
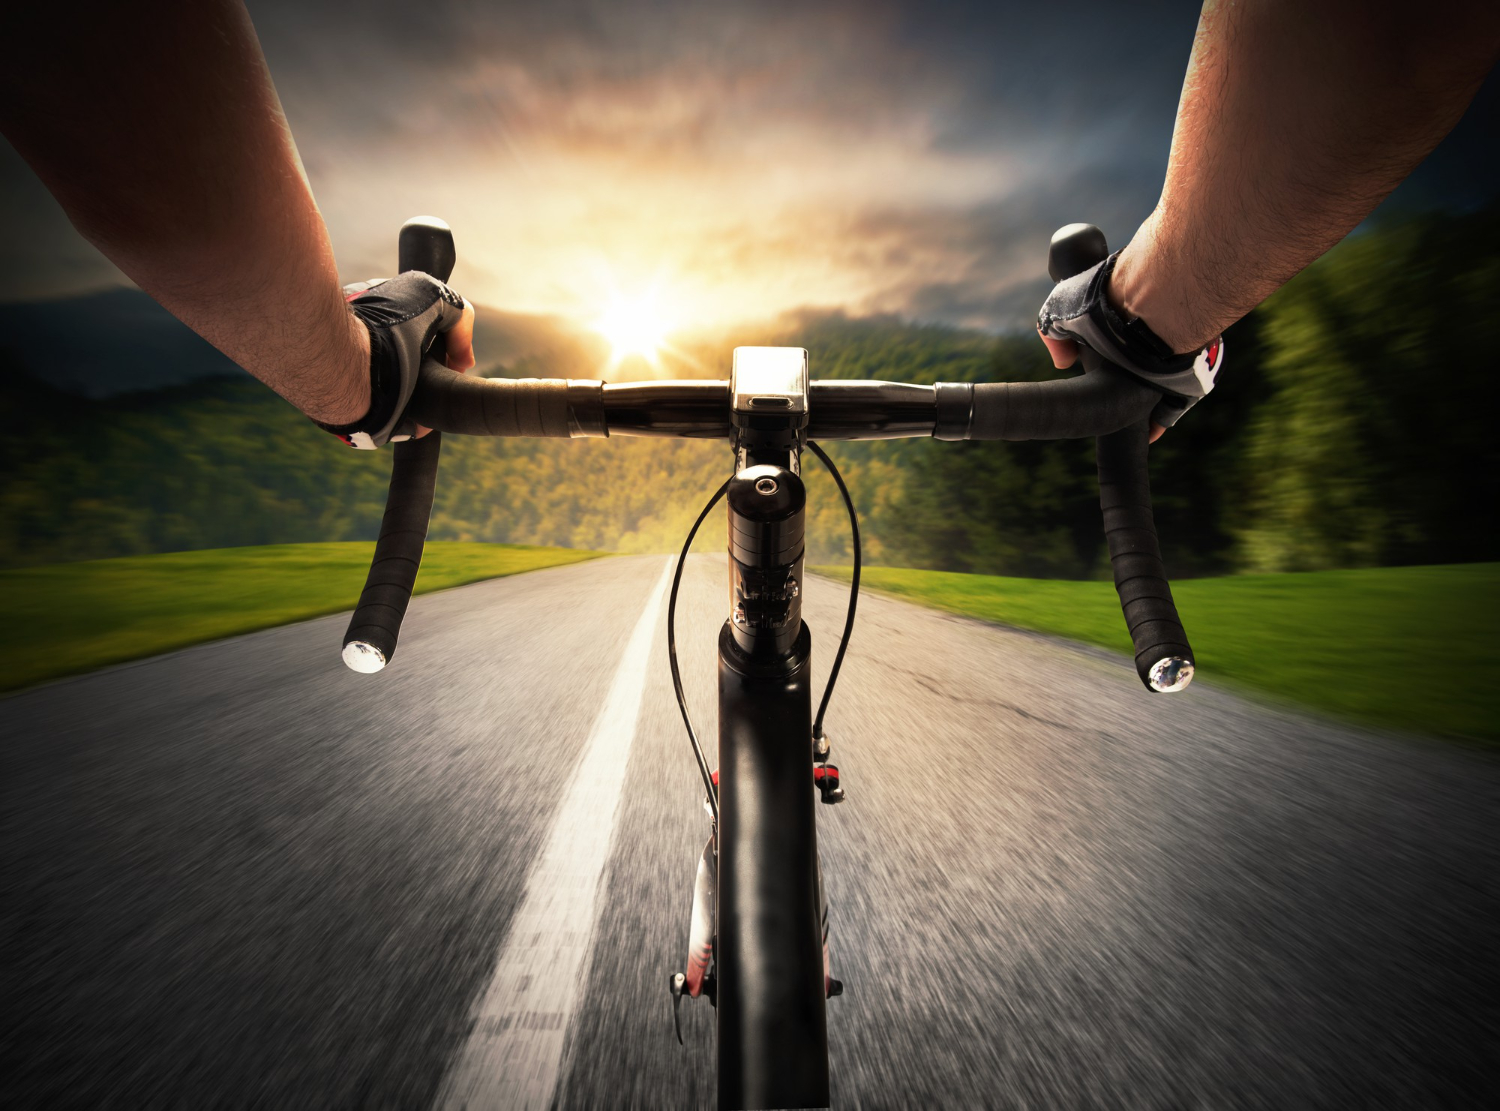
[314,327,401,449]
[1088,253,1198,379]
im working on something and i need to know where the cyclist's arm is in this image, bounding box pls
[1107,0,1498,357]
[0,1,471,426]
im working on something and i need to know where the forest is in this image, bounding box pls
[2,207,1495,578]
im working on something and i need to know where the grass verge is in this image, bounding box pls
[2,542,606,693]
[811,562,1499,743]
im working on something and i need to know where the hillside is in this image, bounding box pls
[1,207,1496,576]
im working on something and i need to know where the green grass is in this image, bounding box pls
[1,542,606,693]
[812,563,1500,743]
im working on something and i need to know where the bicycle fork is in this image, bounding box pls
[671,749,843,1039]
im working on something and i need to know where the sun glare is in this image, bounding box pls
[593,291,672,367]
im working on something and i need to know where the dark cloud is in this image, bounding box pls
[833,159,1175,327]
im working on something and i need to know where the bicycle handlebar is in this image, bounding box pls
[402,361,1162,442]
[339,218,453,673]
[343,218,1195,692]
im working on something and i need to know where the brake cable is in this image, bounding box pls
[668,443,862,814]
[669,478,730,821]
[806,440,861,744]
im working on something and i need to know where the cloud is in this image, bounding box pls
[253,0,1199,329]
[0,0,1204,320]
[3,0,1493,332]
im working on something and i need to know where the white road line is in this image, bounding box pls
[436,558,674,1111]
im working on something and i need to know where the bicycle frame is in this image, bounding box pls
[349,217,1199,1111]
[716,472,828,1109]
[704,348,830,1108]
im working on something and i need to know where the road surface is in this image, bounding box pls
[3,554,1497,1108]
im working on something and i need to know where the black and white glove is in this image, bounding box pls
[1037,251,1224,429]
[316,272,468,448]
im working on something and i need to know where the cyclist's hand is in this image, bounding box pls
[413,297,475,438]
[1037,331,1169,442]
[1036,252,1223,439]
[316,272,475,448]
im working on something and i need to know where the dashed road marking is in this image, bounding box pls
[435,558,673,1110]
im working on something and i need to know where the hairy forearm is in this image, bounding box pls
[0,0,367,422]
[1113,0,1500,352]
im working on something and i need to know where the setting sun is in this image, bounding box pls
[593,291,673,366]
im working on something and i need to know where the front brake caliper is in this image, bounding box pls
[670,833,718,1043]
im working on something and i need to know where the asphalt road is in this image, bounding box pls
[3,554,1497,1109]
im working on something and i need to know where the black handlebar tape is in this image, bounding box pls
[966,358,1158,441]
[1046,221,1194,691]
[1097,418,1195,692]
[341,431,443,672]
[405,361,576,437]
[341,217,456,674]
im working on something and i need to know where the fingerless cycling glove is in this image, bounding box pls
[316,272,467,448]
[1037,251,1223,428]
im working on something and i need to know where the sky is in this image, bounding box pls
[1,0,1495,332]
